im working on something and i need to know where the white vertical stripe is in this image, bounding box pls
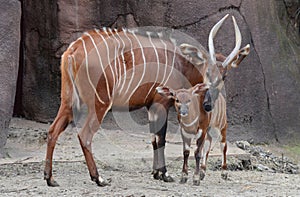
[85,31,111,101]
[114,29,127,94]
[68,41,76,50]
[125,30,147,103]
[163,39,177,86]
[122,29,135,97]
[79,37,105,105]
[108,28,121,88]
[96,29,116,92]
[157,32,168,86]
[145,31,160,100]
[103,28,118,88]
[96,29,116,95]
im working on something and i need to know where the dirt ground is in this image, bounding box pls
[0,116,300,197]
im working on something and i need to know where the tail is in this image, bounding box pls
[60,52,80,111]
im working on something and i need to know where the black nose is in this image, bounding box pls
[179,105,188,116]
[203,103,212,112]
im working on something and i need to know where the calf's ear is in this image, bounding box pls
[192,83,208,95]
[156,86,175,98]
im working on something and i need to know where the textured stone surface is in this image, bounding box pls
[18,0,300,143]
[0,0,21,148]
[241,0,300,143]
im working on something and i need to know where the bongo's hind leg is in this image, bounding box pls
[44,104,72,187]
[77,105,111,186]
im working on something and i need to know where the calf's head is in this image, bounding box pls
[156,84,208,117]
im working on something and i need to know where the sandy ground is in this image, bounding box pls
[0,116,300,197]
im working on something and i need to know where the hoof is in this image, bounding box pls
[161,173,174,182]
[152,170,174,182]
[192,174,200,186]
[221,172,228,180]
[180,172,188,184]
[152,170,160,180]
[180,177,188,184]
[46,178,60,187]
[94,177,111,187]
[193,179,200,186]
[200,170,205,181]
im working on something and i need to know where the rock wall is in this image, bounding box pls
[241,0,300,143]
[16,0,300,143]
[0,0,21,148]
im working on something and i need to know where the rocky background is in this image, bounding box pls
[1,0,299,148]
[0,0,21,148]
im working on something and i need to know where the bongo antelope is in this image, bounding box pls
[156,81,227,185]
[156,16,250,186]
[44,14,250,186]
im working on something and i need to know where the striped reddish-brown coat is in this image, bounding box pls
[156,82,228,185]
[156,15,250,186]
[44,15,250,187]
